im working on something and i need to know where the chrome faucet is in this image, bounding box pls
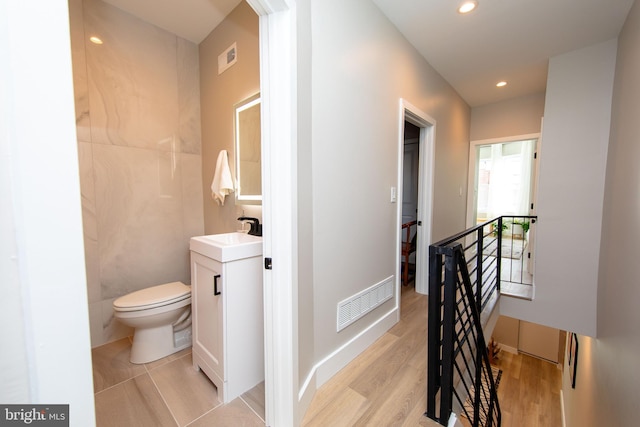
[238,217,262,236]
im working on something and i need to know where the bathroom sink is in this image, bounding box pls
[190,232,263,262]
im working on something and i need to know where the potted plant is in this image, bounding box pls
[512,220,530,239]
[491,221,508,237]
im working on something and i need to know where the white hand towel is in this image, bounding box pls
[211,150,235,206]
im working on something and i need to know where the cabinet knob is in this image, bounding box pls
[214,274,221,295]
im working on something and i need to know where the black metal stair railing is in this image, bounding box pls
[426,216,536,426]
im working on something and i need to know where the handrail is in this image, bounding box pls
[426,215,537,426]
[431,217,497,248]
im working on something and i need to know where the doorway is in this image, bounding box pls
[398,100,436,296]
[466,134,540,293]
[467,135,539,226]
[401,122,420,286]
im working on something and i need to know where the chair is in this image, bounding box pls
[401,220,418,285]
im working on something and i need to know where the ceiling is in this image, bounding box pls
[103,0,635,107]
[101,0,243,44]
[372,0,635,106]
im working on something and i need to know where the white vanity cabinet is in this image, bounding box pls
[190,234,264,403]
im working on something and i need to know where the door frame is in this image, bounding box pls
[397,99,436,296]
[465,133,541,229]
[246,1,297,425]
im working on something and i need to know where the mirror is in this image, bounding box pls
[234,93,262,203]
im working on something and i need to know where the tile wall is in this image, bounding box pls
[69,0,204,347]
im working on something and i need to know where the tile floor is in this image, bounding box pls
[499,252,534,300]
[92,338,265,426]
[467,236,535,300]
[500,256,533,285]
[501,281,534,300]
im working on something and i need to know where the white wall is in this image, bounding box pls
[0,0,95,424]
[296,0,316,401]
[563,1,640,425]
[500,40,618,337]
[69,0,204,348]
[199,2,261,235]
[470,92,545,142]
[306,0,470,392]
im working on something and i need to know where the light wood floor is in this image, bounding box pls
[302,284,437,426]
[301,285,563,427]
[92,286,561,426]
[491,351,563,427]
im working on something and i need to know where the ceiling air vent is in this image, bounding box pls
[218,42,237,75]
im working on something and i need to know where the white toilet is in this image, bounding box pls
[113,281,192,364]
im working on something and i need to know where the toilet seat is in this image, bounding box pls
[114,281,191,312]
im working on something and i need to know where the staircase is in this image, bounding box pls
[426,217,536,426]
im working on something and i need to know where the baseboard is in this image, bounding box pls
[447,412,464,427]
[560,389,566,427]
[298,303,399,405]
[297,372,316,426]
[498,344,518,354]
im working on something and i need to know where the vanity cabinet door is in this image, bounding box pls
[190,249,264,403]
[191,252,225,386]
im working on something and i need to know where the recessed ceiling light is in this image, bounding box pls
[458,0,478,14]
[89,36,103,45]
[496,81,507,87]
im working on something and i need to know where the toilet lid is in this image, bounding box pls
[113,282,191,311]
